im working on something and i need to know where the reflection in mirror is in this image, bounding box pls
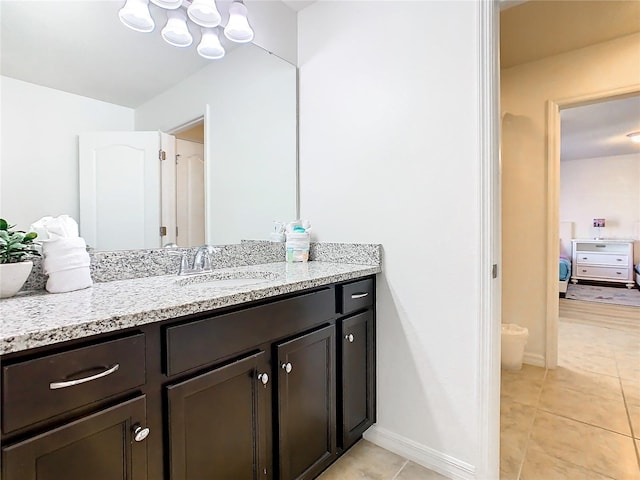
[0,1,297,250]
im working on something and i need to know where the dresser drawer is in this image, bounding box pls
[2,334,146,434]
[575,253,628,266]
[338,278,374,315]
[574,265,630,281]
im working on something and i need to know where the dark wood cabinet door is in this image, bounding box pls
[2,395,148,480]
[276,325,336,480]
[166,351,271,480]
[339,310,375,450]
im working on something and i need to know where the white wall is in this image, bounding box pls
[299,1,483,477]
[245,0,297,65]
[561,152,640,262]
[0,76,134,231]
[135,45,297,245]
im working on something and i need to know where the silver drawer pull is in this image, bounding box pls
[351,292,369,299]
[49,364,120,390]
[345,333,355,343]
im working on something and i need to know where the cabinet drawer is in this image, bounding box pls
[165,288,335,376]
[338,278,374,315]
[575,242,629,253]
[576,253,628,266]
[574,265,630,281]
[2,334,146,434]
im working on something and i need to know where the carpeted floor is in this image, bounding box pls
[565,283,640,307]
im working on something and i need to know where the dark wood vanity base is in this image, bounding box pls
[1,276,376,480]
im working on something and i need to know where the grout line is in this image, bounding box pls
[619,376,640,468]
[390,459,409,480]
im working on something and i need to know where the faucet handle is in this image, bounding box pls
[167,249,190,275]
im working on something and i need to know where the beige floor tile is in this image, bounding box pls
[501,365,546,407]
[544,366,622,400]
[500,401,536,453]
[528,411,639,480]
[621,377,640,405]
[616,353,640,381]
[316,440,406,480]
[500,444,524,480]
[395,461,450,480]
[558,350,619,377]
[520,447,615,480]
[538,384,630,435]
[628,403,640,440]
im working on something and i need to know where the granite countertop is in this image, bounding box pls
[0,261,380,355]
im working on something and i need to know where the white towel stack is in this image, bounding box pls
[30,215,93,294]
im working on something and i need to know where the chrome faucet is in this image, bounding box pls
[172,245,221,276]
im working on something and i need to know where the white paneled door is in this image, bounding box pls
[175,139,205,248]
[79,131,174,250]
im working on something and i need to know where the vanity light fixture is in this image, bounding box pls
[118,0,253,59]
[626,131,640,143]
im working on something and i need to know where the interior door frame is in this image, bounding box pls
[167,111,209,245]
[545,85,640,368]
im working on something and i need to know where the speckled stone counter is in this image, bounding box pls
[0,261,381,355]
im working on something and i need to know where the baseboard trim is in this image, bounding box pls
[523,352,545,367]
[363,425,476,480]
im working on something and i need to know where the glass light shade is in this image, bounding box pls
[119,0,155,33]
[197,28,225,59]
[627,131,640,143]
[224,2,254,43]
[161,9,193,47]
[188,0,221,28]
[150,0,182,9]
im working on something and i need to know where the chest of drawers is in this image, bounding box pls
[571,239,635,288]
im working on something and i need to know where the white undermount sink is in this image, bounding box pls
[175,271,280,288]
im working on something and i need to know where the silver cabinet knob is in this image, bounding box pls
[281,362,292,374]
[133,425,150,442]
[258,372,269,385]
[345,333,354,343]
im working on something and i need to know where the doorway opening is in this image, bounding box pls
[164,119,206,248]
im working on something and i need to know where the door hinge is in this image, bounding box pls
[160,226,167,236]
[492,264,498,279]
[159,149,166,161]
[175,226,179,237]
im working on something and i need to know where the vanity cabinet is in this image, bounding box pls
[3,395,148,480]
[166,351,272,480]
[337,278,376,450]
[276,325,336,480]
[1,276,376,480]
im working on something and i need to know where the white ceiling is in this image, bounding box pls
[560,96,640,161]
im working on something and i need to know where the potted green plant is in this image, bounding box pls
[0,218,40,298]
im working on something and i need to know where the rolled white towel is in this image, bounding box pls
[43,238,92,294]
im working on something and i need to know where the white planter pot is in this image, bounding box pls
[0,261,33,298]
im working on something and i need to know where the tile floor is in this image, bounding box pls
[501,300,640,480]
[316,440,449,480]
[317,299,640,480]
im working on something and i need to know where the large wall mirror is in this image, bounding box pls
[0,0,297,250]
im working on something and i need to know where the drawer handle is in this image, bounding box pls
[258,372,269,386]
[345,333,355,343]
[595,244,606,248]
[582,257,588,260]
[49,364,120,390]
[281,362,292,374]
[617,259,622,262]
[351,292,369,299]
